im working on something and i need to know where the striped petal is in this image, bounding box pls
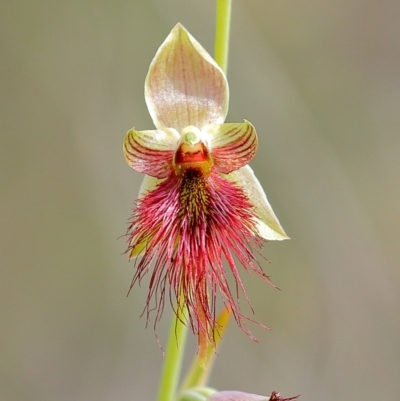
[225,165,289,241]
[206,120,258,174]
[123,128,179,178]
[145,23,229,131]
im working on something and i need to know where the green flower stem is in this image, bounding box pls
[157,303,189,401]
[214,0,232,73]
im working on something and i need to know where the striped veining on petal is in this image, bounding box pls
[209,120,258,174]
[145,24,229,131]
[123,128,178,178]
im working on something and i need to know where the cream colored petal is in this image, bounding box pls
[138,175,165,198]
[123,128,179,178]
[205,120,258,174]
[129,175,165,259]
[224,165,289,241]
[145,23,229,131]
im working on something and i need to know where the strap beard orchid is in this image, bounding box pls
[123,23,288,358]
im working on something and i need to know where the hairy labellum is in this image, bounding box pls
[127,165,273,346]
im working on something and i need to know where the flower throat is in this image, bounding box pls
[178,167,210,226]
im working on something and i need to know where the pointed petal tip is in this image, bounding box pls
[172,22,184,29]
[169,22,189,43]
[254,217,290,241]
[172,22,186,32]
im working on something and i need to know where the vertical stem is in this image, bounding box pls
[214,0,232,73]
[157,303,188,401]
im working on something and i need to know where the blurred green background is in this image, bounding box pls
[1,1,400,400]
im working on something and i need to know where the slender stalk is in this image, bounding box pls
[214,0,232,73]
[157,304,189,401]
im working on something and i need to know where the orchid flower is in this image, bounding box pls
[123,23,288,352]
